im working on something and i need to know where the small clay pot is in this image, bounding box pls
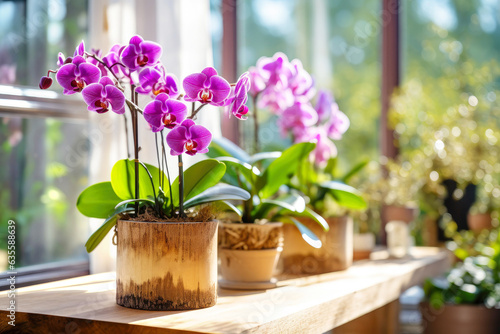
[353,233,375,260]
[420,302,500,334]
[467,213,493,231]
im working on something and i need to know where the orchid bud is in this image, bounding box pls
[39,76,53,89]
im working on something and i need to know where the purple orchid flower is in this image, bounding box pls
[136,66,180,98]
[224,72,251,120]
[56,41,85,68]
[166,119,212,156]
[183,67,231,106]
[39,76,53,89]
[143,93,187,132]
[325,110,350,140]
[295,127,337,166]
[257,52,292,87]
[257,82,295,114]
[121,35,162,71]
[288,59,315,102]
[74,41,86,57]
[102,44,130,80]
[56,56,101,95]
[248,66,267,96]
[81,77,125,114]
[278,102,318,136]
[87,48,108,76]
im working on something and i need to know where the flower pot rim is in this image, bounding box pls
[221,221,283,227]
[118,219,218,225]
[220,247,283,252]
[419,301,500,311]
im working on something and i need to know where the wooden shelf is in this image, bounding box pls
[0,247,449,334]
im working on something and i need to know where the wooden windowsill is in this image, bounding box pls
[0,247,449,333]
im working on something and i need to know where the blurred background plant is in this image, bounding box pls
[424,226,500,308]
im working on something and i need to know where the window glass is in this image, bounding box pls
[237,0,381,166]
[0,0,89,270]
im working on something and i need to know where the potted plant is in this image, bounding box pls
[209,138,326,288]
[389,60,500,235]
[40,37,252,310]
[421,228,500,334]
[468,182,499,232]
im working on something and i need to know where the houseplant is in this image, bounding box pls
[40,37,251,310]
[421,227,500,334]
[243,53,367,275]
[209,137,326,287]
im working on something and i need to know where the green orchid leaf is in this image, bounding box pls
[171,159,226,206]
[207,137,250,163]
[341,160,369,183]
[184,184,251,208]
[249,152,281,165]
[319,181,367,210]
[217,157,258,185]
[110,159,169,201]
[289,217,322,249]
[114,198,156,209]
[253,194,305,219]
[77,182,122,219]
[213,200,243,217]
[257,142,316,199]
[296,207,330,231]
[85,205,134,253]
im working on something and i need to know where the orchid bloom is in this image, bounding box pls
[103,44,130,80]
[166,119,212,156]
[56,56,101,95]
[224,72,251,120]
[295,127,338,166]
[121,35,162,71]
[136,66,180,98]
[278,102,318,136]
[144,93,187,132]
[183,67,231,106]
[315,91,350,140]
[82,77,125,114]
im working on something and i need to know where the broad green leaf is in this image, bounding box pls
[341,160,369,183]
[213,201,243,217]
[85,205,134,253]
[110,159,168,201]
[171,159,226,206]
[249,152,281,165]
[319,181,367,210]
[294,207,330,231]
[207,137,250,163]
[114,198,156,209]
[289,217,322,249]
[217,157,258,185]
[257,142,316,198]
[253,194,306,220]
[184,184,251,208]
[77,182,122,219]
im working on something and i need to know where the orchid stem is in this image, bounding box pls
[123,114,130,158]
[161,130,174,217]
[252,95,259,154]
[131,84,140,217]
[154,133,162,189]
[178,154,186,218]
[188,103,207,120]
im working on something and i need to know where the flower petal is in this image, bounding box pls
[141,41,162,65]
[55,63,77,91]
[105,85,125,113]
[182,73,206,99]
[143,100,165,131]
[201,67,218,79]
[82,83,104,106]
[166,126,188,155]
[208,76,231,103]
[79,63,101,85]
[189,124,212,151]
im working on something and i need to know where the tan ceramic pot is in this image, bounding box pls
[420,302,500,334]
[116,220,218,310]
[278,216,353,275]
[219,248,282,282]
[353,233,375,260]
[467,213,493,231]
[380,204,418,244]
[218,222,283,284]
